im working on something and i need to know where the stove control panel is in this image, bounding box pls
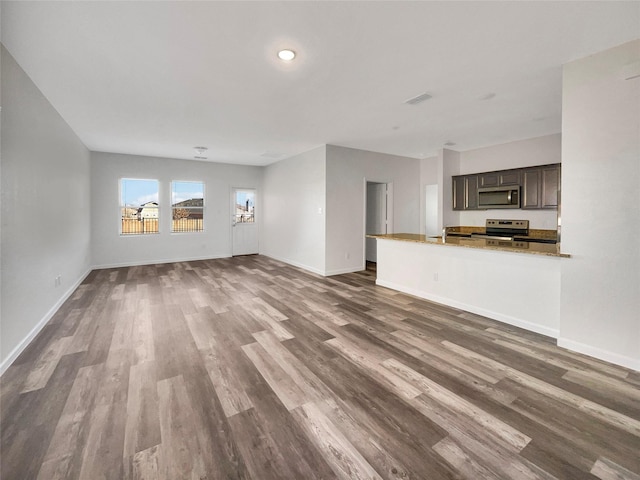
[486,219,529,229]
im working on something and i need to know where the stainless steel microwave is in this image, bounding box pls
[477,186,520,209]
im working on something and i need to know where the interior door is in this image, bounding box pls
[365,182,387,262]
[232,188,258,256]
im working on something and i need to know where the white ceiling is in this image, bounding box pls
[2,1,639,166]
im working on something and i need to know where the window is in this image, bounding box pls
[234,189,255,224]
[120,179,159,235]
[172,181,204,233]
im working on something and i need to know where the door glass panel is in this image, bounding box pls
[234,190,255,224]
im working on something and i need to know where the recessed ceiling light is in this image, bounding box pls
[277,49,296,61]
[444,141,456,146]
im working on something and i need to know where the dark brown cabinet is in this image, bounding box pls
[479,173,498,187]
[466,175,479,209]
[479,170,521,187]
[522,168,541,208]
[452,174,478,210]
[522,164,560,209]
[541,166,560,208]
[499,170,521,186]
[454,163,560,211]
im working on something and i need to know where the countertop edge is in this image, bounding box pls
[368,234,571,258]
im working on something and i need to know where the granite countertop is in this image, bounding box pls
[368,233,570,258]
[446,226,558,241]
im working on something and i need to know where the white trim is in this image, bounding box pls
[376,278,560,339]
[261,253,326,276]
[325,265,364,276]
[92,254,230,270]
[0,268,92,376]
[558,337,640,372]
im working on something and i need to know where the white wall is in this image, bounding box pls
[1,46,92,371]
[559,40,640,370]
[419,155,438,235]
[325,145,420,275]
[459,133,561,173]
[458,134,561,229]
[261,146,326,275]
[91,152,262,268]
[440,148,461,229]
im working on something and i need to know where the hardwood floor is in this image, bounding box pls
[1,255,639,480]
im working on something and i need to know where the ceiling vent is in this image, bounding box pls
[404,92,432,105]
[621,61,640,80]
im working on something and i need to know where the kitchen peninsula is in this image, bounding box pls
[369,230,570,339]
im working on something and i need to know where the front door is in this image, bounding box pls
[232,188,258,256]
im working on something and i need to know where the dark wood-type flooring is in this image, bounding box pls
[1,255,639,479]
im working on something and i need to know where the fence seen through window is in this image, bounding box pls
[172,181,204,233]
[120,178,159,235]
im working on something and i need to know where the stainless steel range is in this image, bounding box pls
[444,218,557,245]
[471,219,529,240]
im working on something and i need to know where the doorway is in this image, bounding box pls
[231,188,258,256]
[365,182,390,268]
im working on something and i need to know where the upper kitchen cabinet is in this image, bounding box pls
[479,170,521,187]
[541,165,560,208]
[452,174,479,210]
[455,163,560,210]
[522,164,560,209]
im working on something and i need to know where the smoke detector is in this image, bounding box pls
[194,146,208,159]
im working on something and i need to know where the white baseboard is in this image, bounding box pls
[376,278,560,339]
[324,265,365,276]
[261,253,326,276]
[262,253,365,277]
[558,338,639,372]
[92,254,230,270]
[0,268,92,376]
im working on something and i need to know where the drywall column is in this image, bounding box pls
[560,40,640,370]
[325,145,420,276]
[261,146,327,275]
